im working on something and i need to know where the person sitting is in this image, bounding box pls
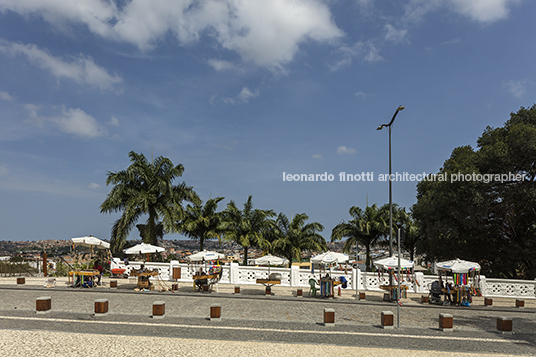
[195,269,208,291]
[93,260,104,286]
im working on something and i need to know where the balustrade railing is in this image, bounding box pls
[109,259,536,299]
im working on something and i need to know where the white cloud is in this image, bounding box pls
[384,24,408,44]
[330,42,383,71]
[223,86,259,104]
[404,0,520,24]
[88,182,101,190]
[0,40,122,91]
[0,0,343,70]
[207,59,239,72]
[52,107,107,138]
[448,0,520,23]
[503,80,527,98]
[24,104,106,138]
[109,115,119,126]
[355,91,369,99]
[312,154,322,159]
[0,91,13,101]
[337,146,357,155]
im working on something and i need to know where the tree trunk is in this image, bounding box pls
[242,246,248,266]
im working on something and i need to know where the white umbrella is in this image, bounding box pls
[435,258,480,274]
[311,251,349,264]
[71,236,110,249]
[374,255,414,270]
[254,254,288,277]
[71,235,110,268]
[123,243,165,255]
[186,250,225,262]
[254,254,287,266]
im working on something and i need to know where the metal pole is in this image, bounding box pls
[397,228,401,328]
[389,125,393,257]
[355,241,359,300]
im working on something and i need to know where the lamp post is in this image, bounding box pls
[377,105,405,257]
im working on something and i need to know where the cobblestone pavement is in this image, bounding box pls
[0,277,534,356]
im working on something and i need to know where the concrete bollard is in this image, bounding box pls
[383,293,391,302]
[94,299,109,315]
[323,308,335,326]
[296,289,303,298]
[265,286,271,295]
[17,277,25,285]
[484,298,493,306]
[234,286,240,294]
[109,280,118,289]
[421,295,429,304]
[152,301,165,319]
[439,313,453,332]
[359,292,366,300]
[36,297,51,314]
[202,284,210,292]
[497,317,513,334]
[210,304,221,321]
[516,299,524,308]
[381,311,394,329]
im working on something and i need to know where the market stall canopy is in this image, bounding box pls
[123,243,165,255]
[435,258,481,274]
[374,255,414,270]
[310,251,349,264]
[186,250,225,262]
[254,254,288,266]
[71,236,110,249]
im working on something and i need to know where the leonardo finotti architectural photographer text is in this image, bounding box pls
[282,172,527,183]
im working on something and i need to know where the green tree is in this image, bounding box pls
[413,105,536,279]
[180,197,225,251]
[271,213,326,266]
[222,196,275,265]
[331,204,388,271]
[100,151,199,255]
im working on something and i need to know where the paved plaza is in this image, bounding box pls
[0,276,535,356]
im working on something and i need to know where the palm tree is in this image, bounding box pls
[180,197,225,251]
[272,213,326,266]
[331,204,388,271]
[396,208,421,261]
[100,151,199,255]
[222,196,275,265]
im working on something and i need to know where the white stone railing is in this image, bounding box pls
[109,259,536,299]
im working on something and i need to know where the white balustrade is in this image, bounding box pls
[109,258,536,299]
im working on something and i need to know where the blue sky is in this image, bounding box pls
[0,0,534,243]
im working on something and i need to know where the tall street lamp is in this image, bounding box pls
[377,105,405,257]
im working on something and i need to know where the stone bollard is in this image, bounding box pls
[381,311,394,329]
[323,308,335,326]
[202,284,210,292]
[94,299,109,315]
[265,286,271,295]
[152,301,165,319]
[421,295,429,304]
[439,313,453,332]
[296,289,303,298]
[36,296,51,314]
[17,277,25,285]
[484,298,493,306]
[359,292,366,300]
[210,304,221,321]
[383,293,391,302]
[516,299,524,308]
[234,286,240,294]
[497,317,513,334]
[109,280,118,289]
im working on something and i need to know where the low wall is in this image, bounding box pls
[110,259,536,300]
